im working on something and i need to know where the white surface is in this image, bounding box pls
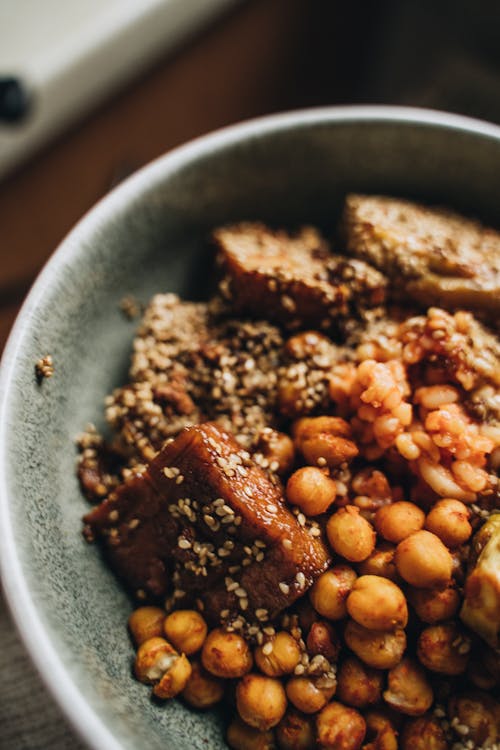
[0,0,237,179]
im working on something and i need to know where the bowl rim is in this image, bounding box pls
[2,104,500,750]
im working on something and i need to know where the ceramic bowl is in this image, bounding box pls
[1,106,500,750]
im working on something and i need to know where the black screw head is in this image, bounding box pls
[0,77,31,124]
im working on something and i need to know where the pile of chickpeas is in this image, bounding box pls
[128,413,499,750]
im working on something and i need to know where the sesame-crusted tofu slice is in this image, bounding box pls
[343,194,500,314]
[83,423,330,623]
[214,222,386,328]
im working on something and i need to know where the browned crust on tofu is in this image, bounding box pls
[214,222,386,327]
[343,194,500,314]
[84,423,330,623]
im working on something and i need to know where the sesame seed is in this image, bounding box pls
[317,456,327,467]
[177,537,192,550]
[266,504,278,513]
[108,510,119,522]
[128,518,140,530]
[294,664,305,675]
[255,552,264,562]
[282,539,292,549]
[262,642,274,656]
[227,581,239,592]
[235,586,247,598]
[240,598,248,611]
[279,582,290,595]
[296,572,306,588]
[175,475,184,484]
[281,295,296,312]
[254,540,266,549]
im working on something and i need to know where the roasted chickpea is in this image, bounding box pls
[227,717,275,750]
[358,545,399,582]
[326,506,376,562]
[394,530,452,588]
[294,417,358,468]
[383,657,433,716]
[363,710,398,750]
[153,653,192,699]
[346,575,408,631]
[306,621,340,662]
[134,637,178,684]
[301,433,359,468]
[275,710,315,750]
[316,701,366,750]
[202,628,253,678]
[400,716,448,750]
[374,502,425,544]
[351,467,392,504]
[406,585,460,624]
[164,610,207,655]
[344,621,406,670]
[286,677,336,714]
[417,624,470,675]
[309,565,357,620]
[256,428,295,476]
[336,657,383,708]
[236,673,287,731]
[255,632,301,677]
[181,660,225,709]
[448,691,500,747]
[425,498,472,548]
[286,467,337,516]
[128,606,166,646]
[293,416,352,441]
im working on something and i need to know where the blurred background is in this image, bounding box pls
[1,0,500,353]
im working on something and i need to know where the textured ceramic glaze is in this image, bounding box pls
[1,107,500,750]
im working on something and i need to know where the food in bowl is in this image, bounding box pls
[78,194,500,749]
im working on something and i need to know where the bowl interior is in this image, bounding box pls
[1,108,500,750]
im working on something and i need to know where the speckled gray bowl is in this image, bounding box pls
[2,106,500,750]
